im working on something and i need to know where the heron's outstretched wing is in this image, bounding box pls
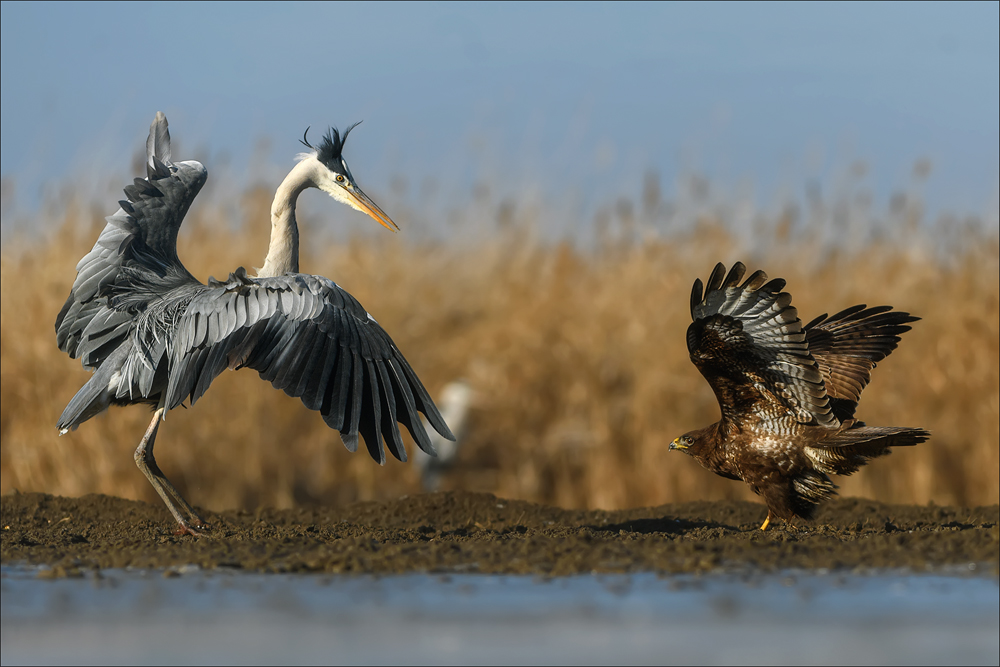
[164,268,455,464]
[687,262,837,433]
[803,305,919,421]
[55,112,206,369]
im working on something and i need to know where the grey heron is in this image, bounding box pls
[55,112,454,535]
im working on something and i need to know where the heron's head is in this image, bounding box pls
[298,122,398,232]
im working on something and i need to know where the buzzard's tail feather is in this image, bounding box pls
[806,425,930,476]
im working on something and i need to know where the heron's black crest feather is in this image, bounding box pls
[311,122,362,172]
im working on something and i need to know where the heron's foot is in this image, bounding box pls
[172,507,210,537]
[174,520,211,537]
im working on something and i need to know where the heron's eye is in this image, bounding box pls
[336,175,345,183]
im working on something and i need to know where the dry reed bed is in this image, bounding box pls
[2,188,997,513]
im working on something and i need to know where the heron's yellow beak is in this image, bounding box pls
[346,184,399,232]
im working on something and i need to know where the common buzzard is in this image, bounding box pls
[670,262,929,529]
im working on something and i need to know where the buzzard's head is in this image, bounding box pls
[669,434,695,453]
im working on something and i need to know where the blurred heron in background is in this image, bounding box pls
[412,380,476,491]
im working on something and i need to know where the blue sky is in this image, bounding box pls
[1,1,997,233]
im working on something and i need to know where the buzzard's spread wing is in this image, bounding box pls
[687,262,838,434]
[803,305,919,421]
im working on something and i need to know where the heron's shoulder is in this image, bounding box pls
[197,270,368,319]
[251,272,350,296]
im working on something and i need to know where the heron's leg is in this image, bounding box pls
[134,408,208,535]
[759,511,773,531]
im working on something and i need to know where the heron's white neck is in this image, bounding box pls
[257,159,317,278]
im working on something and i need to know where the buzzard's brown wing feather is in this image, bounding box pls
[804,305,919,421]
[688,262,838,434]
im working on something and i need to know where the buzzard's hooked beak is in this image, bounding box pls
[669,437,688,451]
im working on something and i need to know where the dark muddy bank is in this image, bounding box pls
[2,491,997,576]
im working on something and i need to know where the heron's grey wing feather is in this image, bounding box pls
[346,349,366,450]
[322,344,353,437]
[360,359,384,463]
[147,111,171,166]
[375,359,407,462]
[57,345,130,432]
[56,113,206,369]
[56,113,207,431]
[299,326,339,410]
[56,215,138,363]
[165,271,453,463]
[386,358,436,456]
[688,262,837,434]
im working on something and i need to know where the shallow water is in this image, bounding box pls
[2,566,997,665]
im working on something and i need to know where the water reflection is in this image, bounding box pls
[2,566,997,665]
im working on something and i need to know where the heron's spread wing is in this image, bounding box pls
[687,262,837,433]
[803,306,918,421]
[55,112,206,369]
[164,268,454,464]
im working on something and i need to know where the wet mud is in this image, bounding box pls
[2,491,997,577]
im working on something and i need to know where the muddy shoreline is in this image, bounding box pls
[2,491,997,576]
